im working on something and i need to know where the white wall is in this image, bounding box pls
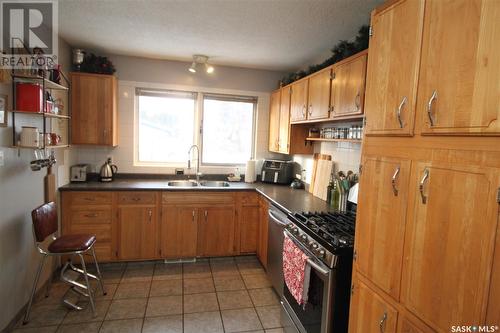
[72,55,285,175]
[0,38,74,330]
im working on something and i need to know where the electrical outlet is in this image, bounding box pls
[0,150,4,166]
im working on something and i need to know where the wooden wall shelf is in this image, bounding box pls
[306,137,362,143]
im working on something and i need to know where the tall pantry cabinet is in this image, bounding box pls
[349,0,500,332]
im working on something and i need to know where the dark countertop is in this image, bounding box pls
[60,180,332,214]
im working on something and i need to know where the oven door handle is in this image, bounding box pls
[268,210,288,226]
[284,229,331,277]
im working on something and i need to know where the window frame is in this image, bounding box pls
[200,93,257,167]
[134,88,257,168]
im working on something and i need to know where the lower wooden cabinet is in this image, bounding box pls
[349,278,398,333]
[238,192,260,254]
[160,205,198,258]
[198,205,236,256]
[117,193,158,260]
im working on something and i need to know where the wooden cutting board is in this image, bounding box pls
[309,154,332,195]
[313,159,334,201]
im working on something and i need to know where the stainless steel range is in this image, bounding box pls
[281,211,356,333]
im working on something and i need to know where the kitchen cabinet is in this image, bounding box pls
[402,162,500,331]
[238,192,260,253]
[117,192,159,260]
[61,191,114,262]
[161,205,198,258]
[289,79,309,122]
[307,68,331,120]
[257,196,269,269]
[417,0,500,135]
[197,205,236,256]
[330,51,367,119]
[268,90,281,152]
[278,86,291,153]
[355,156,410,300]
[71,72,118,146]
[364,0,424,136]
[487,215,500,324]
[349,278,398,333]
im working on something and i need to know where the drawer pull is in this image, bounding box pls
[132,197,141,202]
[84,213,98,218]
[84,197,95,201]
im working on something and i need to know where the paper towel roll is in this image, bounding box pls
[245,160,256,183]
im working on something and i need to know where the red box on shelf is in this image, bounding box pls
[16,83,43,112]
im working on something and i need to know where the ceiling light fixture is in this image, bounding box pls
[188,55,214,74]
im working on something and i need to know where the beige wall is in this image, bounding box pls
[0,38,74,330]
[72,54,286,175]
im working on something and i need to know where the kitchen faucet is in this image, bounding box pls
[187,145,201,182]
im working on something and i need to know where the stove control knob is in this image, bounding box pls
[316,249,326,258]
[301,234,308,242]
[310,242,319,250]
[292,227,299,235]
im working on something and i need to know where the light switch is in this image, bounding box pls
[0,150,4,167]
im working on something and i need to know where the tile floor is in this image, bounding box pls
[13,256,284,333]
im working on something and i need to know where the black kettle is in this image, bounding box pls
[99,158,118,182]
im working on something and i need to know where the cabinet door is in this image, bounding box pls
[403,162,500,330]
[331,53,367,119]
[278,87,291,154]
[290,79,309,122]
[307,68,331,120]
[364,0,424,136]
[418,0,500,135]
[268,90,281,152]
[397,315,434,333]
[240,205,260,253]
[349,279,398,333]
[161,205,198,258]
[257,198,269,268]
[198,205,236,256]
[117,206,158,260]
[71,73,117,145]
[355,156,411,299]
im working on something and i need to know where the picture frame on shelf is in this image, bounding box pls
[0,94,7,127]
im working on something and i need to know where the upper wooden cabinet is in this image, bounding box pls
[307,68,332,120]
[417,0,500,135]
[71,72,118,146]
[290,79,309,122]
[349,277,398,333]
[364,0,424,136]
[278,87,291,154]
[331,52,367,120]
[402,162,500,331]
[355,156,411,300]
[268,90,281,152]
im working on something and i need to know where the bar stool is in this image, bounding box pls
[24,202,106,324]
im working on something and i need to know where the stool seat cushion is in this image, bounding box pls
[48,234,96,253]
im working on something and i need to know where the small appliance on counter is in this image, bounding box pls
[261,159,294,185]
[70,164,91,182]
[99,158,118,182]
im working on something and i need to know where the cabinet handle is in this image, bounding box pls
[132,197,140,202]
[391,167,400,196]
[302,105,306,118]
[204,210,208,222]
[148,209,152,222]
[354,91,361,111]
[83,197,95,201]
[396,96,407,128]
[427,90,437,126]
[308,105,313,116]
[419,168,430,204]
[84,213,98,218]
[379,312,387,333]
[192,210,195,222]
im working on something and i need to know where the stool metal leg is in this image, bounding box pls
[91,246,106,296]
[45,257,54,298]
[24,254,47,324]
[78,254,96,316]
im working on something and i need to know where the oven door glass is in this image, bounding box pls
[283,269,325,333]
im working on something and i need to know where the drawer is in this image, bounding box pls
[68,224,112,242]
[163,192,235,204]
[69,209,112,224]
[91,243,114,262]
[118,192,156,205]
[239,192,259,205]
[69,192,112,206]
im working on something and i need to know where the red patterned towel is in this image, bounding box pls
[283,233,311,306]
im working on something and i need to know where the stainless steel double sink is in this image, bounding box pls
[166,180,230,188]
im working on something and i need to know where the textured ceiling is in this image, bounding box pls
[59,0,383,71]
